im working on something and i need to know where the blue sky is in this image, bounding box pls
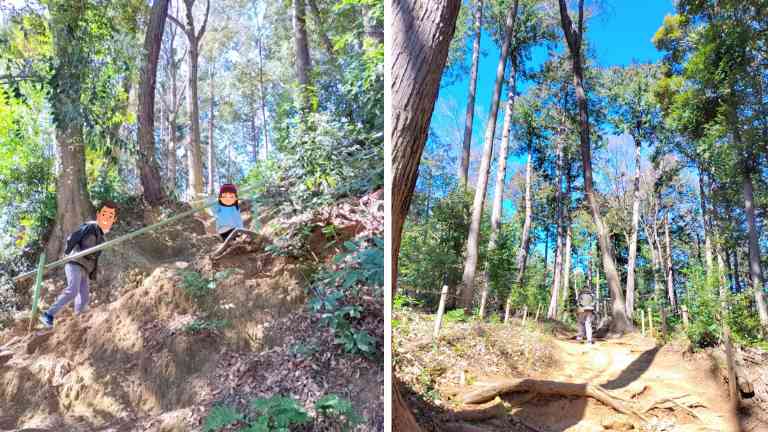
[426,0,676,207]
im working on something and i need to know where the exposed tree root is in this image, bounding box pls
[460,378,649,423]
[641,394,707,422]
[447,397,506,422]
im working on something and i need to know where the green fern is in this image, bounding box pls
[250,395,311,429]
[315,394,363,431]
[203,405,244,432]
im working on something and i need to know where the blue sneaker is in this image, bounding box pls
[38,312,53,329]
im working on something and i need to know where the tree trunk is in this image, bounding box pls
[170,0,210,199]
[459,0,483,189]
[548,139,565,320]
[459,0,519,311]
[505,138,534,321]
[645,223,663,302]
[698,166,714,273]
[557,0,631,333]
[663,211,676,310]
[732,250,743,292]
[561,213,573,318]
[136,0,170,205]
[480,51,518,318]
[741,160,768,332]
[306,0,336,62]
[207,65,216,195]
[46,1,94,259]
[292,0,312,109]
[390,0,461,428]
[625,132,641,317]
[255,16,270,157]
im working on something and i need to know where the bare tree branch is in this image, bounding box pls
[166,13,191,37]
[196,0,210,43]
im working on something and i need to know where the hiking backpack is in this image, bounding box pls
[64,223,99,256]
[578,291,596,311]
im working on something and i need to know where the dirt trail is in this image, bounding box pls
[486,334,741,432]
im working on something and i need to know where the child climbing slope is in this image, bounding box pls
[39,201,118,328]
[211,183,244,241]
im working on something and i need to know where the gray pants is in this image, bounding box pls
[577,310,594,342]
[48,263,90,317]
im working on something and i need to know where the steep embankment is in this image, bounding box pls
[0,194,383,431]
[396,310,761,432]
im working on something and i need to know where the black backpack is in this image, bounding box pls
[64,223,100,256]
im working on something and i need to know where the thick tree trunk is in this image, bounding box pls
[46,2,94,259]
[557,0,631,333]
[741,161,768,332]
[504,139,534,322]
[480,52,518,318]
[136,0,170,205]
[293,0,312,109]
[390,0,461,429]
[459,0,519,311]
[459,0,483,189]
[663,212,676,310]
[168,115,177,191]
[207,66,216,195]
[645,223,663,301]
[625,132,641,317]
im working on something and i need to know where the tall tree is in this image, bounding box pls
[207,63,216,194]
[45,1,95,259]
[160,8,186,192]
[292,0,312,110]
[168,0,210,199]
[136,0,171,205]
[459,0,483,188]
[480,50,518,318]
[459,0,519,311]
[557,0,631,333]
[390,0,461,429]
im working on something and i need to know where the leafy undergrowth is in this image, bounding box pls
[394,306,559,425]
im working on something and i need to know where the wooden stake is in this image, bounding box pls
[433,284,449,340]
[681,305,689,330]
[641,310,645,336]
[27,253,46,334]
[535,304,541,321]
[648,307,654,338]
[522,305,528,324]
[723,325,740,409]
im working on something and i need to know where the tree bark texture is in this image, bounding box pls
[459,0,519,311]
[459,0,483,189]
[557,0,631,333]
[548,139,565,320]
[136,0,170,205]
[390,0,461,429]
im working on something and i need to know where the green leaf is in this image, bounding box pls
[202,405,243,432]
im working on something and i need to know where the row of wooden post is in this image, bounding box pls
[433,284,543,340]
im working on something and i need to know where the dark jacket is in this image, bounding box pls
[68,221,105,279]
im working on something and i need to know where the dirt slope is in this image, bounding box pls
[396,312,753,432]
[0,196,383,431]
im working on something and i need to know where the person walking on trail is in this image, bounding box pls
[576,290,596,344]
[39,201,118,329]
[210,183,244,241]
